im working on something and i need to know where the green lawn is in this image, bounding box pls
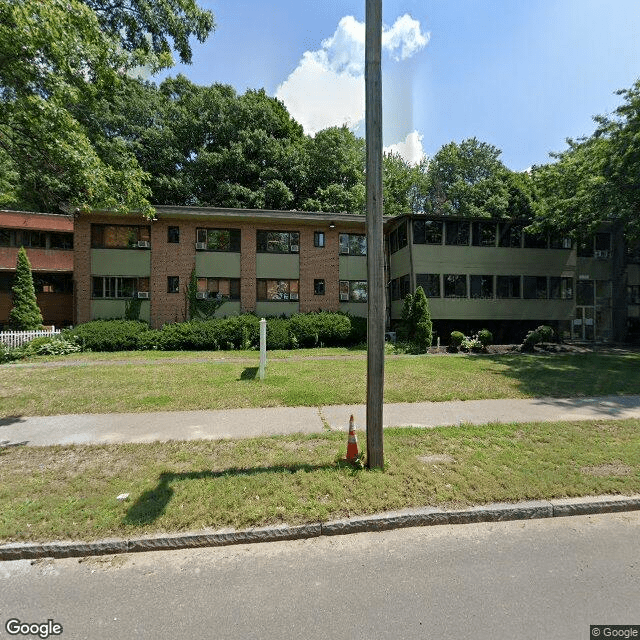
[1,351,638,417]
[1,418,638,543]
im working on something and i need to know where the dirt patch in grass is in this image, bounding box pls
[581,462,634,477]
[417,454,456,464]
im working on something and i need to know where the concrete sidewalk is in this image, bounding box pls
[2,394,640,447]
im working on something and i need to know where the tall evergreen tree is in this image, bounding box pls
[8,247,43,330]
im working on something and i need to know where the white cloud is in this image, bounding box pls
[384,130,427,165]
[276,14,429,135]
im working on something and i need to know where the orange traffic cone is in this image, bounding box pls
[346,414,359,462]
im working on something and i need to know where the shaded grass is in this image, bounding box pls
[1,352,639,417]
[0,418,638,543]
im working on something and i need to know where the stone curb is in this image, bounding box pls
[2,495,639,561]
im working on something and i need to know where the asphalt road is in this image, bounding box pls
[1,511,638,640]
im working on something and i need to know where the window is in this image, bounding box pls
[0,229,73,250]
[256,279,299,301]
[0,273,12,292]
[197,278,240,300]
[314,232,325,248]
[339,233,367,255]
[91,225,150,249]
[314,279,325,295]
[33,273,73,293]
[628,285,640,305]
[197,228,241,252]
[339,280,367,302]
[471,221,497,247]
[168,226,180,243]
[444,274,467,298]
[167,276,180,293]
[550,236,572,250]
[413,219,443,245]
[49,232,74,250]
[498,222,522,248]
[523,230,548,249]
[577,238,594,257]
[445,221,470,246]
[257,230,299,253]
[523,276,548,299]
[595,233,611,252]
[92,276,149,298]
[496,276,521,298]
[550,277,573,299]
[576,280,594,305]
[391,275,410,301]
[389,222,408,254]
[470,275,494,299]
[416,274,440,298]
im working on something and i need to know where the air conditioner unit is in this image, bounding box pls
[195,242,207,250]
[196,292,207,299]
[290,245,299,253]
[137,291,150,299]
[594,250,609,259]
[137,240,151,248]
[290,293,299,301]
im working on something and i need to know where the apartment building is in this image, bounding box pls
[1,206,636,343]
[0,210,74,328]
[74,206,370,327]
[386,214,628,343]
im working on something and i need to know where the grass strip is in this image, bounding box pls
[1,418,638,543]
[1,352,639,416]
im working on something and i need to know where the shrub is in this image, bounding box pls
[8,247,43,330]
[398,287,432,353]
[450,331,465,349]
[289,312,351,348]
[32,337,82,356]
[346,314,367,346]
[460,335,484,353]
[522,325,555,352]
[65,320,150,351]
[265,317,291,350]
[477,329,493,347]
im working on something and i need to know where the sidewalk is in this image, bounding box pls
[2,394,640,447]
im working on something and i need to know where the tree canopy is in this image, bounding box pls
[0,0,214,216]
[419,137,534,220]
[533,79,640,241]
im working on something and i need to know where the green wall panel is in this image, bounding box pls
[339,256,367,280]
[256,254,299,278]
[255,301,299,317]
[195,252,241,277]
[91,249,150,276]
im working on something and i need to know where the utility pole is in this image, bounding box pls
[365,0,384,469]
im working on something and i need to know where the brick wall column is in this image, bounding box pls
[241,227,256,313]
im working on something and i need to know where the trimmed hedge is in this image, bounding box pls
[289,312,351,348]
[65,320,150,352]
[64,312,363,353]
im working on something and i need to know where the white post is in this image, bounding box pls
[259,318,267,380]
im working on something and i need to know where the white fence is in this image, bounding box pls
[0,327,60,349]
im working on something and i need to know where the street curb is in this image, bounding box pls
[1,494,639,561]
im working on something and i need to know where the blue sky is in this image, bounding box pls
[157,0,640,171]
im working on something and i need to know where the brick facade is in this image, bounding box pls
[0,210,74,327]
[73,208,366,328]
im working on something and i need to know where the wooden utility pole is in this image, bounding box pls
[365,0,384,469]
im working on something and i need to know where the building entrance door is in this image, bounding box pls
[573,306,595,341]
